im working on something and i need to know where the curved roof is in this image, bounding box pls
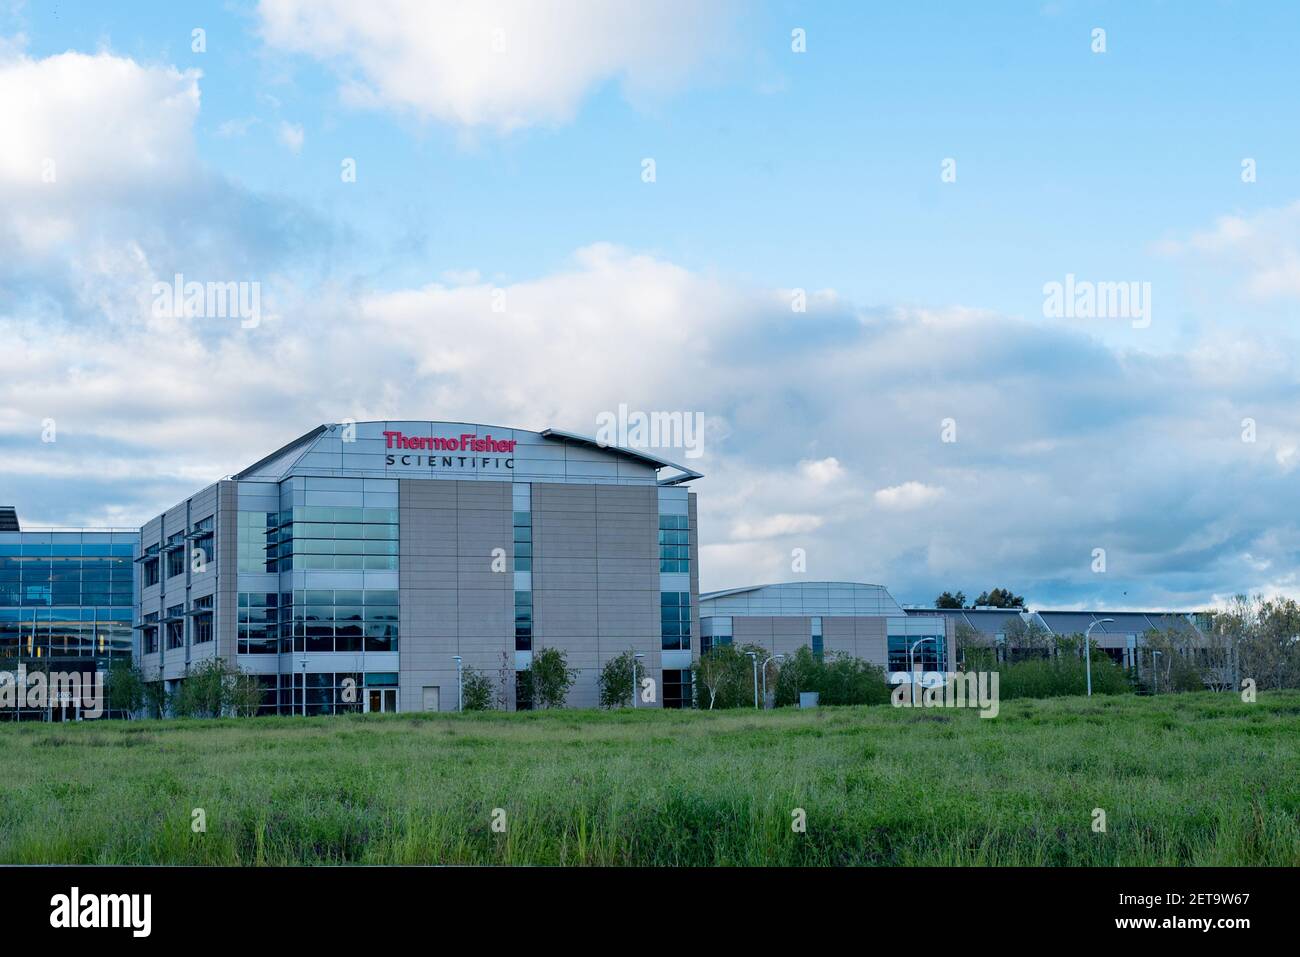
[700,581,906,617]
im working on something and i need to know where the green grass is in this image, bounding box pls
[2,691,1298,865]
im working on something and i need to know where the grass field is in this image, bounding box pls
[2,691,1298,866]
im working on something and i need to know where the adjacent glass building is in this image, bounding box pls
[0,507,138,720]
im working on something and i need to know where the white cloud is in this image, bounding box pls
[873,482,944,511]
[731,513,824,541]
[798,456,844,483]
[256,0,735,131]
[278,120,304,153]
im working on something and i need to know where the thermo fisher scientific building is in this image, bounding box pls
[136,421,702,715]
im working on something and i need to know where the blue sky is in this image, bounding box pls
[4,1,1300,609]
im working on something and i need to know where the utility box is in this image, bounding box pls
[799,692,820,709]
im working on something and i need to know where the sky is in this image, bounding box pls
[3,0,1300,611]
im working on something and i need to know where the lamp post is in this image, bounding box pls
[908,636,938,704]
[747,652,759,709]
[1084,618,1114,697]
[299,654,308,717]
[453,655,463,712]
[760,654,785,709]
[631,652,645,707]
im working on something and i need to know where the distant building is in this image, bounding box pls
[0,507,138,720]
[699,582,955,682]
[905,606,1210,678]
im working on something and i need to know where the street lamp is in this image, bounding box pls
[908,636,938,704]
[452,655,463,712]
[1084,618,1114,697]
[760,654,785,709]
[631,652,645,708]
[746,652,759,709]
[299,654,309,717]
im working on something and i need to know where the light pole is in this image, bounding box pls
[299,654,308,717]
[631,652,645,707]
[760,654,785,709]
[1084,618,1114,697]
[453,655,463,712]
[908,636,937,704]
[747,652,759,709]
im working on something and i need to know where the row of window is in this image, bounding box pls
[658,514,691,573]
[0,621,133,659]
[0,544,134,557]
[661,592,692,651]
[514,499,533,650]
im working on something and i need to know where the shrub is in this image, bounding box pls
[530,647,578,709]
[995,655,1130,700]
[104,659,145,717]
[462,667,494,711]
[773,646,890,707]
[598,650,644,709]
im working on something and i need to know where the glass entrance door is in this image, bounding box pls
[365,688,397,713]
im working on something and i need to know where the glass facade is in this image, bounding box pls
[513,484,532,652]
[661,591,691,651]
[0,529,138,719]
[887,634,947,673]
[267,506,399,572]
[658,513,690,573]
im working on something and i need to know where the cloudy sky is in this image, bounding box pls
[4,1,1300,610]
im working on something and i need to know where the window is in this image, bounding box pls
[143,553,160,587]
[513,486,532,650]
[887,635,946,673]
[514,590,532,651]
[658,514,690,572]
[238,511,273,573]
[268,506,399,572]
[661,592,691,651]
[190,516,215,570]
[811,616,823,661]
[165,605,184,649]
[165,532,187,578]
[237,593,280,654]
[279,589,398,654]
[663,668,692,709]
[279,672,365,717]
[142,612,159,654]
[192,595,214,644]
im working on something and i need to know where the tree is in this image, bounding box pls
[529,647,577,709]
[495,650,514,710]
[172,658,228,718]
[695,642,767,709]
[597,650,644,708]
[228,671,266,717]
[104,659,145,718]
[1002,616,1051,660]
[462,667,494,711]
[935,591,966,609]
[973,588,1025,609]
[142,680,168,719]
[955,621,994,669]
